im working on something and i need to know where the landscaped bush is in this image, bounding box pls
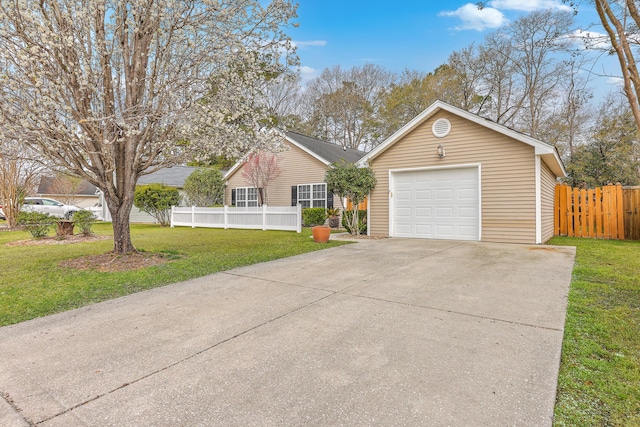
[302,207,327,227]
[73,210,96,236]
[134,183,180,226]
[17,211,56,239]
[342,209,367,234]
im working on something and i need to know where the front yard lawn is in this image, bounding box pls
[0,223,349,327]
[550,237,640,426]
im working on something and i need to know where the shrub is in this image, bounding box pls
[133,184,180,226]
[183,168,225,206]
[17,211,56,239]
[342,210,367,234]
[73,210,96,236]
[303,207,327,227]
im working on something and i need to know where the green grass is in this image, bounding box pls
[550,237,640,426]
[0,223,349,326]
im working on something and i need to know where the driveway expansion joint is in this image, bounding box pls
[1,390,34,426]
[36,288,339,424]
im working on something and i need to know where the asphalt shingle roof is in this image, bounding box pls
[284,131,366,164]
[37,177,98,196]
[138,165,198,187]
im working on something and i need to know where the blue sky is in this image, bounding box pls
[289,0,618,92]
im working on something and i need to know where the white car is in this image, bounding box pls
[21,197,82,220]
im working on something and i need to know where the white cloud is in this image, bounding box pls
[439,3,507,31]
[298,66,319,84]
[567,29,612,50]
[488,0,572,12]
[607,76,624,86]
[292,40,327,49]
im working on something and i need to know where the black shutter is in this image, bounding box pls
[327,191,334,209]
[291,186,297,206]
[231,189,236,207]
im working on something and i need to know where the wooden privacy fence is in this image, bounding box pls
[624,187,640,240]
[554,183,640,240]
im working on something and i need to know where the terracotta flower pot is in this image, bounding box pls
[312,225,331,243]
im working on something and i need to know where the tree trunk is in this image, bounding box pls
[107,195,136,254]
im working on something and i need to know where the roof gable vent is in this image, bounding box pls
[432,118,451,138]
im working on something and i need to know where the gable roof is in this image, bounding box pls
[138,165,197,187]
[37,177,98,196]
[224,131,366,179]
[283,131,365,164]
[37,166,199,197]
[358,100,566,177]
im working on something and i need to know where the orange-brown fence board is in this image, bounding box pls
[555,184,625,240]
[346,197,367,211]
[624,187,640,241]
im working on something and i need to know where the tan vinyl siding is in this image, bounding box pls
[369,110,537,244]
[540,160,556,243]
[225,142,339,207]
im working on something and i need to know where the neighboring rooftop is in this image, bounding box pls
[37,177,98,196]
[285,131,366,164]
[138,165,198,187]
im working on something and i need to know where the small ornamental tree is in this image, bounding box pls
[183,168,225,207]
[325,159,376,236]
[133,184,180,226]
[241,151,282,205]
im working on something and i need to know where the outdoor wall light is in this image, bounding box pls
[437,144,446,158]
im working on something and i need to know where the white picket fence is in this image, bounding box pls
[170,205,302,233]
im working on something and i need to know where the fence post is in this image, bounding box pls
[190,206,195,228]
[170,206,175,228]
[224,205,228,229]
[587,189,595,238]
[616,184,625,240]
[262,204,267,231]
[297,203,302,233]
[595,187,602,238]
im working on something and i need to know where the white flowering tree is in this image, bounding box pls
[0,0,297,253]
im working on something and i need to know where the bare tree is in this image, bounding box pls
[241,151,282,205]
[0,142,43,228]
[590,0,640,129]
[0,0,297,254]
[260,72,304,129]
[303,64,394,151]
[45,174,85,205]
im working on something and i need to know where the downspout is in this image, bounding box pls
[535,156,542,244]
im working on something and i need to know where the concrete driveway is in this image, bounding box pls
[0,238,575,426]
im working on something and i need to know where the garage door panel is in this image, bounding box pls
[436,189,453,200]
[436,207,454,218]
[458,207,477,218]
[396,189,412,201]
[415,189,432,201]
[392,167,479,241]
[415,224,432,236]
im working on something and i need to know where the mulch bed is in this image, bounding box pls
[5,234,171,272]
[59,252,170,272]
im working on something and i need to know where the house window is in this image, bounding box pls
[298,183,326,208]
[235,187,259,207]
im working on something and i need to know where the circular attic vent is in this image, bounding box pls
[432,118,451,138]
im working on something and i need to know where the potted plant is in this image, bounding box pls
[326,207,340,228]
[303,207,330,243]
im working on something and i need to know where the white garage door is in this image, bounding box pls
[392,167,479,240]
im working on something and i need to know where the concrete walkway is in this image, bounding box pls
[0,239,575,426]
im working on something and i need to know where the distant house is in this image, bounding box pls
[36,165,198,223]
[36,178,100,209]
[224,131,365,209]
